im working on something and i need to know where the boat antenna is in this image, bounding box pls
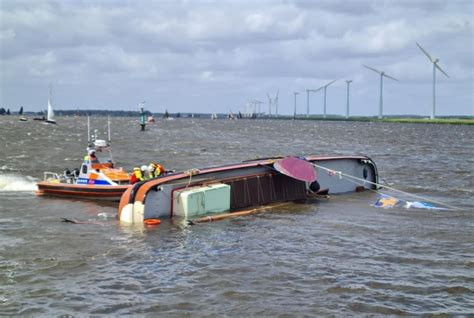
[87,115,91,145]
[107,115,111,143]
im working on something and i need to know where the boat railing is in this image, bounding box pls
[44,172,61,183]
[43,171,76,184]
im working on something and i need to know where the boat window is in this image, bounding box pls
[82,164,88,174]
[363,167,368,179]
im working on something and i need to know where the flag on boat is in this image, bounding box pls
[273,156,316,182]
[373,194,446,210]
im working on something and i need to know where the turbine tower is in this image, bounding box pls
[274,90,279,116]
[254,100,264,116]
[363,65,398,119]
[315,80,336,118]
[305,87,323,118]
[346,80,352,118]
[266,93,272,116]
[293,92,299,119]
[416,42,449,120]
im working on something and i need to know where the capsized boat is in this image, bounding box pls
[118,155,378,224]
[36,118,131,201]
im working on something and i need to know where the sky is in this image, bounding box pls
[1,0,473,116]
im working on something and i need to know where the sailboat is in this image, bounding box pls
[44,85,57,124]
[19,106,27,121]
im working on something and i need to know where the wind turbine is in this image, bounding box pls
[345,80,352,118]
[254,100,264,116]
[416,42,449,119]
[274,90,279,116]
[266,93,273,116]
[245,99,255,117]
[363,65,398,119]
[305,87,323,118]
[315,80,336,118]
[293,92,299,119]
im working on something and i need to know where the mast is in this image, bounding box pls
[107,115,111,143]
[87,115,91,144]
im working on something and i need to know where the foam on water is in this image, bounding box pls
[0,174,38,192]
[6,154,29,159]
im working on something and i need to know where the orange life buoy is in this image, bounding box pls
[144,219,161,226]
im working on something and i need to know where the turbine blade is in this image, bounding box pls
[435,63,449,78]
[325,79,336,87]
[363,64,382,74]
[416,42,433,62]
[266,93,271,100]
[383,73,399,81]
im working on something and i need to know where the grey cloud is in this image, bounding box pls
[0,0,472,115]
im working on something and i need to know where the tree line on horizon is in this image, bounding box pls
[0,107,471,119]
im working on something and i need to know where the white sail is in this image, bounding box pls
[44,84,57,124]
[47,97,55,122]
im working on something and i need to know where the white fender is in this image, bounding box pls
[132,201,145,223]
[119,204,134,223]
[119,202,145,224]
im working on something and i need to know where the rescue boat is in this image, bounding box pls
[118,155,378,224]
[36,118,131,201]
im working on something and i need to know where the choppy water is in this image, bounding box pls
[0,116,473,316]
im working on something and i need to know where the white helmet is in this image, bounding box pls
[141,165,148,171]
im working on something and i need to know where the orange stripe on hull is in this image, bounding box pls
[37,183,130,201]
[118,186,134,219]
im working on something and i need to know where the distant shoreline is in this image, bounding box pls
[291,116,474,125]
[2,111,473,125]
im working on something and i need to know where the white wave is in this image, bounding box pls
[6,154,29,159]
[0,174,38,192]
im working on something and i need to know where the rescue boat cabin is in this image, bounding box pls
[77,139,129,186]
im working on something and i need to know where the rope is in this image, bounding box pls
[184,168,200,189]
[311,162,462,211]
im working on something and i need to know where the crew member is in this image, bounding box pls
[140,165,149,179]
[89,150,99,163]
[148,162,165,179]
[130,166,145,184]
[84,150,99,163]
